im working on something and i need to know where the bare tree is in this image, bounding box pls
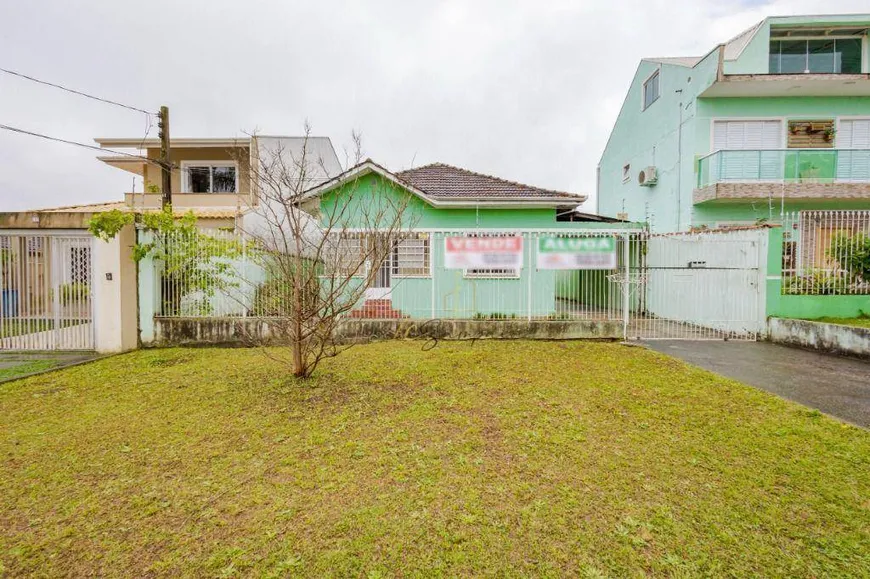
[233,124,417,378]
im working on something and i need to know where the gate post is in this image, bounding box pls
[623,232,630,340]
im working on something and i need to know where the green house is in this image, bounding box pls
[301,160,638,319]
[598,14,870,232]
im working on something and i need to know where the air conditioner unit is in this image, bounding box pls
[638,166,658,187]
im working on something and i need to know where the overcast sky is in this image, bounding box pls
[0,0,867,212]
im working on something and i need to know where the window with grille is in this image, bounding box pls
[393,234,430,276]
[325,234,365,277]
[70,246,91,284]
[463,232,522,279]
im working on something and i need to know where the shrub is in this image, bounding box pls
[782,269,847,295]
[55,282,90,305]
[828,233,870,284]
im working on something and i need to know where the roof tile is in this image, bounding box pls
[396,163,582,200]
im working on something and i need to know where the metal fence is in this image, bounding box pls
[150,228,643,323]
[0,234,94,350]
[149,227,768,341]
[781,210,870,295]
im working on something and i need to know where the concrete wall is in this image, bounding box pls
[152,317,623,346]
[91,224,138,353]
[769,317,870,359]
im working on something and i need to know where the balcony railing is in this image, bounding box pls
[697,149,870,189]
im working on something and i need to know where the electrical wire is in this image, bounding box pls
[0,66,156,116]
[0,123,162,166]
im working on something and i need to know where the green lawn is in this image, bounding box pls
[1,342,869,576]
[1,318,53,338]
[0,318,83,339]
[0,359,59,382]
[808,317,870,329]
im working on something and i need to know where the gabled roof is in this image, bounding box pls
[303,159,585,208]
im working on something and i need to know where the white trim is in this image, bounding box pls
[95,137,251,149]
[641,68,661,111]
[180,160,239,193]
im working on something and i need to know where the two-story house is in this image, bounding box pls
[95,135,342,229]
[598,14,870,232]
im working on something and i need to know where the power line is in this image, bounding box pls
[0,123,236,178]
[0,67,156,116]
[0,123,162,166]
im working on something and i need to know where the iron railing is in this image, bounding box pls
[781,210,870,295]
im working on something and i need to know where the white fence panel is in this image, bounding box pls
[640,229,766,340]
[0,234,94,350]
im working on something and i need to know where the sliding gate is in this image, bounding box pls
[0,234,95,350]
[628,228,768,340]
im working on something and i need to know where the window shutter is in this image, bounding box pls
[837,120,870,181]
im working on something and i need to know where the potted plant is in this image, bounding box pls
[823,127,836,143]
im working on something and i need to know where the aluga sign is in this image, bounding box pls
[444,235,524,269]
[537,236,617,270]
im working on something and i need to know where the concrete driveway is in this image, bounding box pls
[645,341,870,428]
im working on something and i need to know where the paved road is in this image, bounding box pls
[645,341,870,428]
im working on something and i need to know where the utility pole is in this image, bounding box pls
[158,105,172,209]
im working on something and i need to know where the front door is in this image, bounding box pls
[365,236,393,300]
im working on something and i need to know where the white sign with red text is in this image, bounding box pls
[444,236,524,269]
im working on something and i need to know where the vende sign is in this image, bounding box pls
[444,236,524,269]
[536,236,617,270]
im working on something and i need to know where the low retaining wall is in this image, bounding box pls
[151,317,623,346]
[768,317,870,359]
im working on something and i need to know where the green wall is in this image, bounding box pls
[317,172,623,230]
[599,14,870,233]
[598,51,720,232]
[315,172,639,319]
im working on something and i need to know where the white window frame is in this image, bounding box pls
[622,164,631,183]
[708,117,786,154]
[642,69,660,111]
[180,161,239,193]
[392,234,431,278]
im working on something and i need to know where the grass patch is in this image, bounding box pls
[0,359,59,382]
[1,341,869,576]
[807,316,870,329]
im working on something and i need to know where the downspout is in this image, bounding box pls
[676,90,683,232]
